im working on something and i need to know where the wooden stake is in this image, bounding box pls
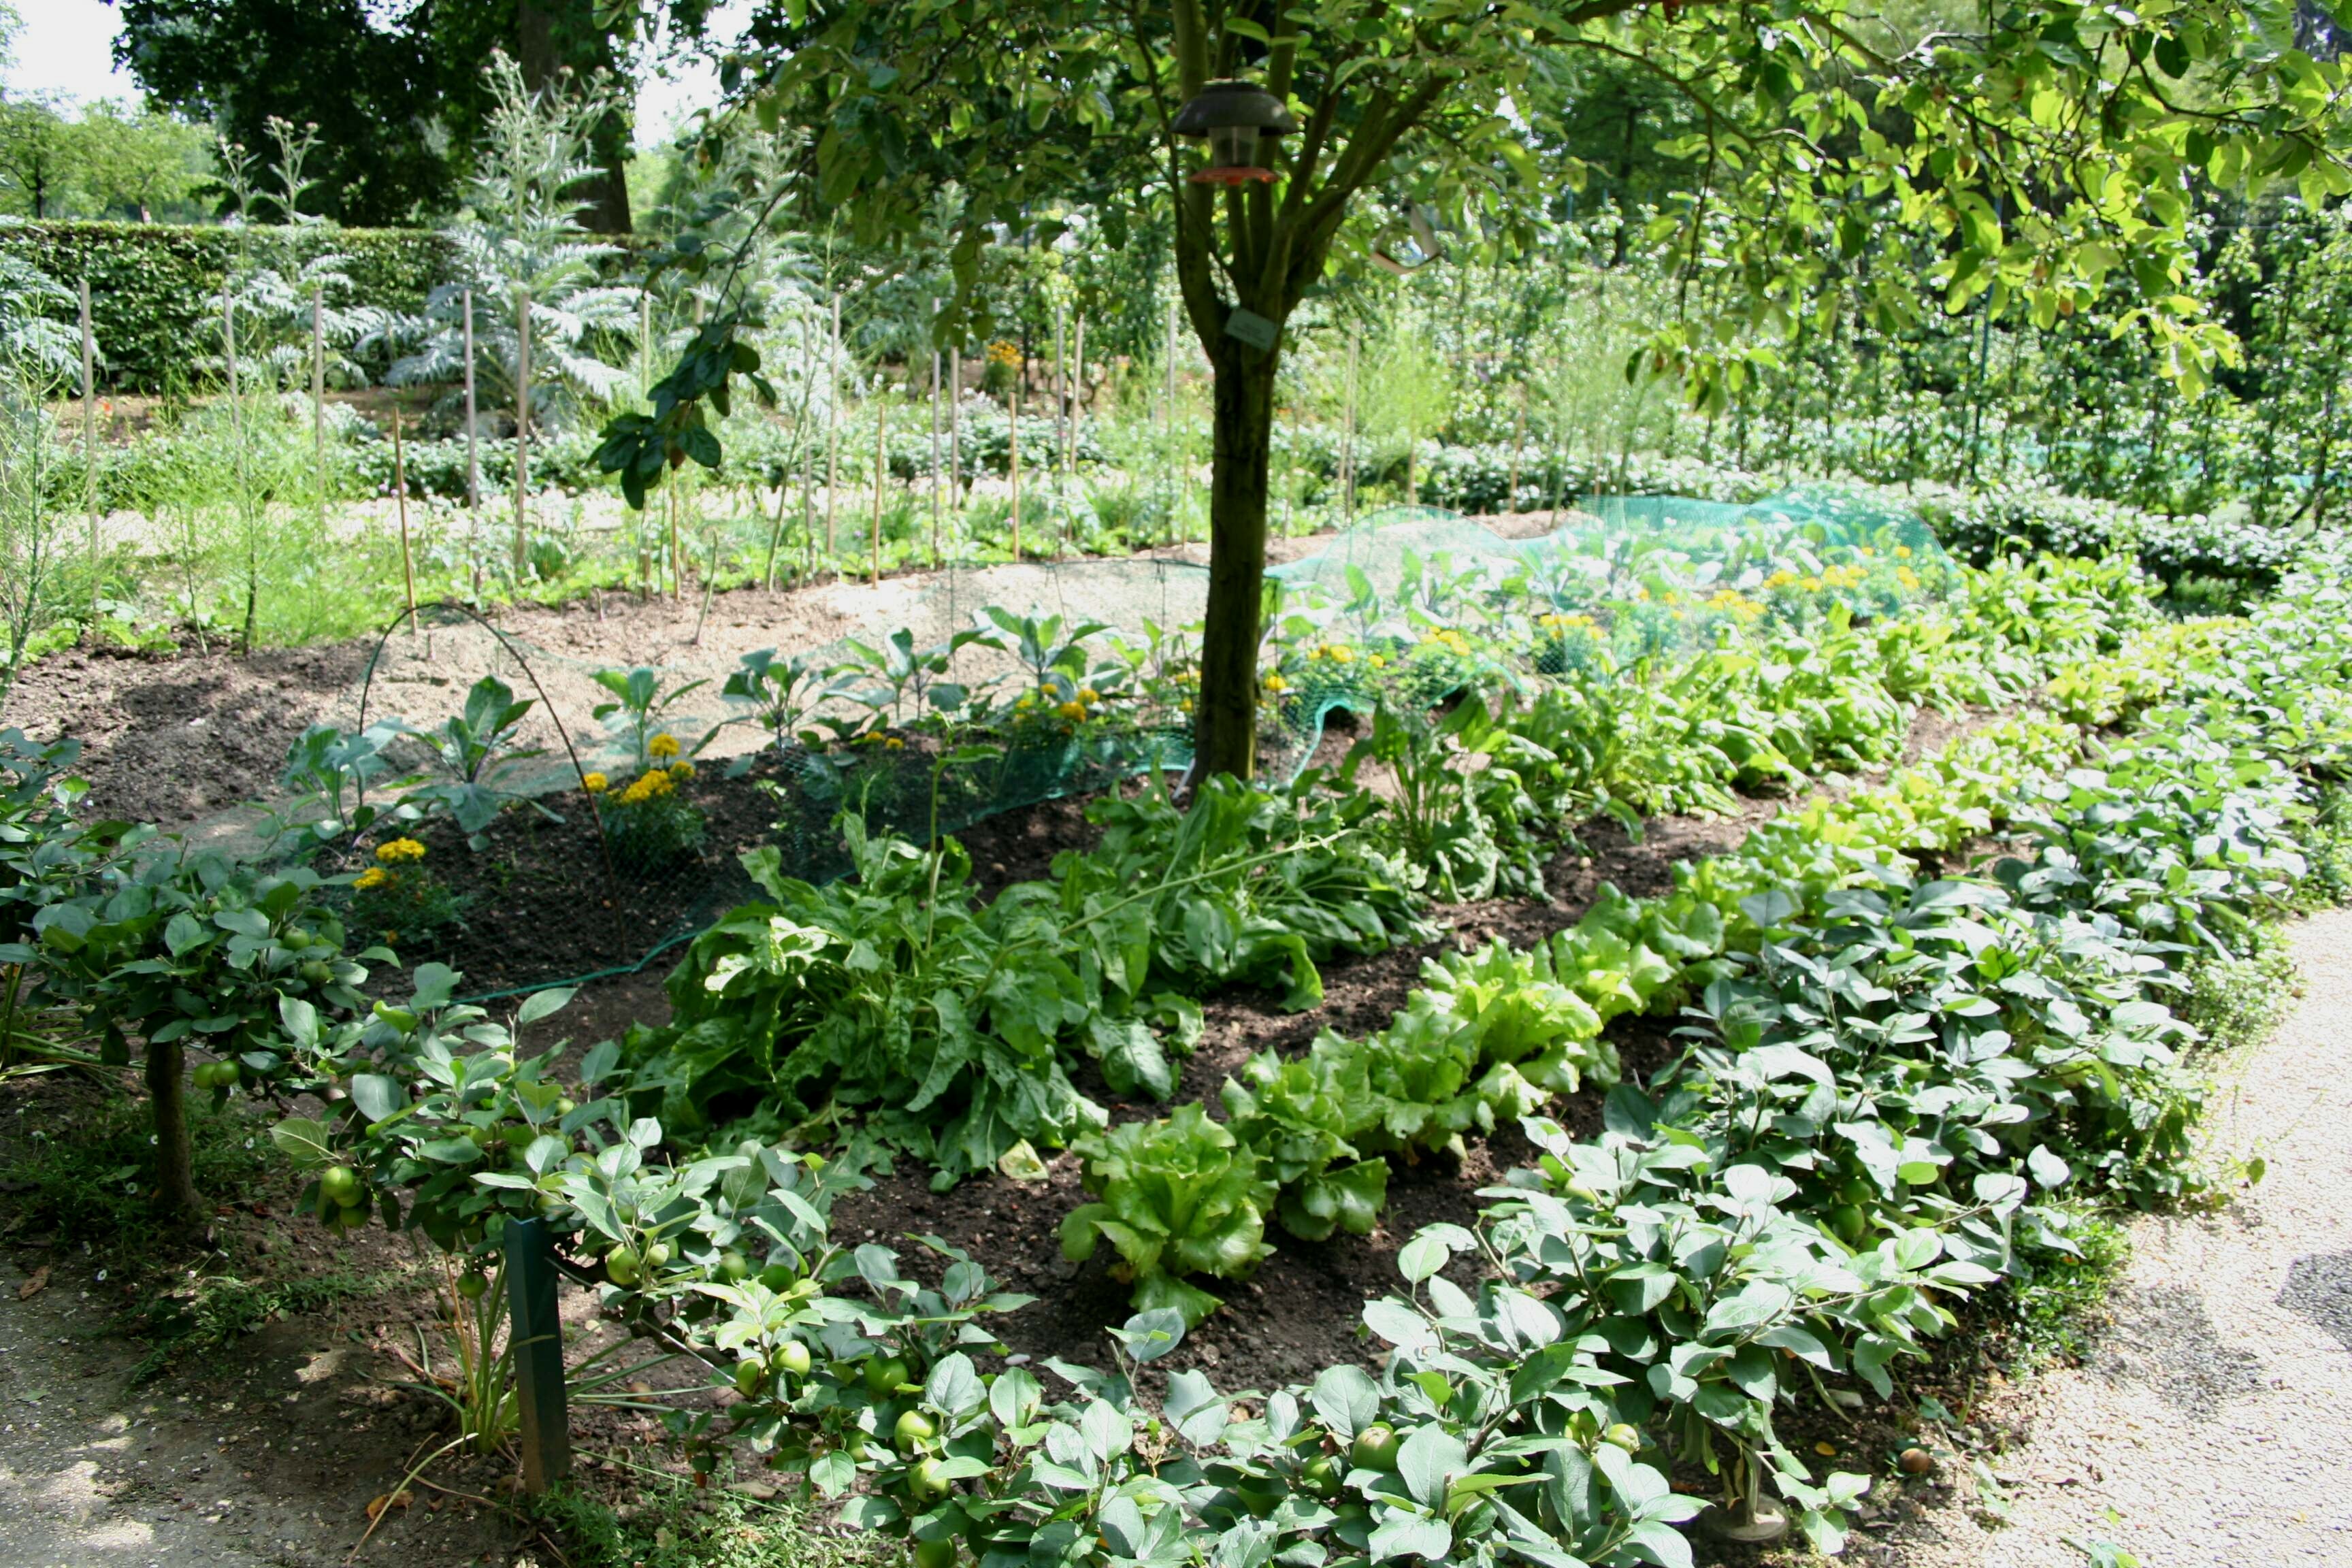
[462,289,480,601]
[310,283,326,538]
[221,279,257,653]
[1009,364,1022,561]
[1164,296,1178,542]
[825,295,841,568]
[1054,302,1067,552]
[79,277,97,604]
[1509,380,1527,515]
[948,339,962,529]
[513,290,532,582]
[392,405,416,634]
[1343,330,1359,527]
[930,321,943,566]
[667,484,683,600]
[871,382,886,583]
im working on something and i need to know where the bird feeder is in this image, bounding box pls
[1174,80,1298,186]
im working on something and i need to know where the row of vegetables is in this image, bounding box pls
[2,527,2340,1563]
[232,549,2345,1565]
[208,550,2333,1565]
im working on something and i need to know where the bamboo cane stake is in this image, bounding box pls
[1010,363,1023,562]
[1164,296,1179,543]
[930,326,943,566]
[1053,302,1067,552]
[1509,380,1528,515]
[1343,330,1359,527]
[392,405,416,635]
[463,289,480,601]
[79,277,97,610]
[221,279,257,653]
[825,295,841,570]
[871,379,886,584]
[512,291,532,582]
[310,284,327,538]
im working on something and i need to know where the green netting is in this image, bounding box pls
[197,486,1958,1000]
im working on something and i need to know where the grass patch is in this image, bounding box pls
[1999,1209,2133,1371]
[0,1088,274,1249]
[2178,926,2301,1057]
[532,1464,894,1568]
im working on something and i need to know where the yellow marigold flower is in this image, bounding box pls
[1015,695,1034,711]
[375,838,427,864]
[649,733,681,760]
[1367,653,1387,669]
[1179,699,1194,714]
[885,737,905,750]
[583,771,609,794]
[1897,566,1921,590]
[1078,687,1100,704]
[669,761,696,780]
[1261,672,1288,693]
[1056,700,1087,721]
[354,867,391,891]
[1800,576,1823,592]
[1895,544,1913,558]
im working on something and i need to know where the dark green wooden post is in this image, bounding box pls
[506,1216,572,1494]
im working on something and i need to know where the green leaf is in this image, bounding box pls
[268,1117,335,1169]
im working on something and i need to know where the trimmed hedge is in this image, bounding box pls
[1,221,453,392]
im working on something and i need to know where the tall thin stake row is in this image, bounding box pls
[512,291,532,582]
[1164,296,1178,542]
[1054,303,1068,551]
[220,279,256,653]
[1343,330,1359,527]
[948,336,962,544]
[391,405,417,635]
[310,284,327,538]
[1509,380,1528,514]
[1010,361,1024,562]
[463,290,480,600]
[871,379,886,583]
[1071,310,1085,480]
[930,310,943,566]
[78,277,96,607]
[825,296,842,570]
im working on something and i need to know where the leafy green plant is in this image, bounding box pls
[620,822,1108,1186]
[1054,772,1433,1013]
[34,849,370,1222]
[721,647,834,755]
[1060,1105,1276,1325]
[591,666,717,773]
[347,834,464,947]
[832,626,985,730]
[263,721,410,860]
[1339,698,1564,900]
[397,674,553,845]
[1218,1047,1387,1243]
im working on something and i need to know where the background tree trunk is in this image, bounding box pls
[516,0,634,234]
[1192,348,1280,781]
[145,1039,202,1225]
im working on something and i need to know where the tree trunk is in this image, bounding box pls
[1192,348,1279,783]
[516,0,633,234]
[146,1039,202,1225]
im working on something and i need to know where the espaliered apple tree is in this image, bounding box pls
[593,0,2351,784]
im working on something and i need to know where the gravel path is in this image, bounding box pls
[1888,909,2352,1568]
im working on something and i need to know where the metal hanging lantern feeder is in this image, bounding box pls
[1174,79,1297,186]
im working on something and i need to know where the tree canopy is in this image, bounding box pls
[112,0,709,225]
[599,0,2352,776]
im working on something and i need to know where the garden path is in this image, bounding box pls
[1883,909,2352,1568]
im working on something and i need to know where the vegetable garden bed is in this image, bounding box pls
[7,522,2347,1567]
